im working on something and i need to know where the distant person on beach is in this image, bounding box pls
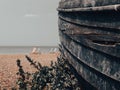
[49,48,58,53]
[31,47,38,54]
[31,47,41,54]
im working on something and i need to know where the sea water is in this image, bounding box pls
[0,46,58,54]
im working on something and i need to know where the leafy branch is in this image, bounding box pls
[16,55,81,90]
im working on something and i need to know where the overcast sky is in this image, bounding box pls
[0,0,60,46]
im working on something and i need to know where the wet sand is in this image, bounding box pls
[0,53,59,89]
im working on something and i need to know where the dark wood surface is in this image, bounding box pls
[58,0,120,89]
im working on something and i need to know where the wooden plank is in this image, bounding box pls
[58,4,120,12]
[61,44,120,90]
[60,30,120,58]
[59,30,120,82]
[59,0,120,9]
[59,12,120,30]
[59,19,120,36]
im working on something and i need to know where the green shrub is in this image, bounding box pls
[16,55,81,90]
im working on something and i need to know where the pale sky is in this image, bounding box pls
[0,0,60,46]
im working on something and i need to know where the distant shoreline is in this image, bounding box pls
[0,46,59,54]
[0,46,58,48]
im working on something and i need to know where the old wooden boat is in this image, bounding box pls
[58,0,120,90]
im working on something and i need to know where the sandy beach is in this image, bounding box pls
[0,52,59,89]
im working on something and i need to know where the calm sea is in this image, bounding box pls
[0,46,58,54]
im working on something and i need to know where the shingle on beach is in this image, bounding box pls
[0,53,59,89]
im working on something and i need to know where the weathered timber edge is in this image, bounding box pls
[58,4,120,12]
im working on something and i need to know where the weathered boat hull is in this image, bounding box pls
[59,0,120,8]
[58,0,120,90]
